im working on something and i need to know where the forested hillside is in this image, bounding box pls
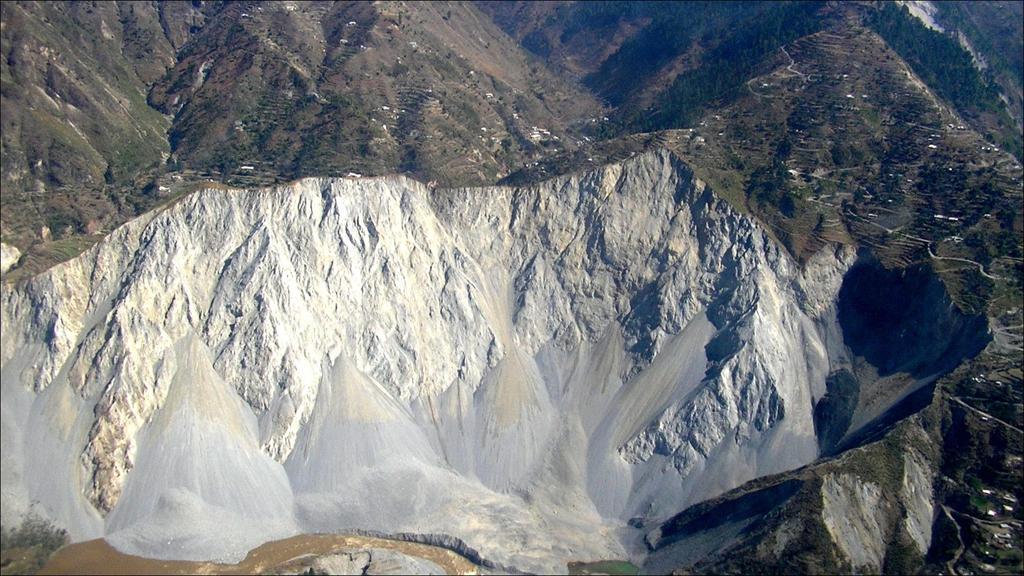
[868,1,1021,158]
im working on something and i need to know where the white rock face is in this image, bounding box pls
[0,242,20,275]
[901,450,935,555]
[0,150,857,572]
[821,474,894,571]
[900,0,944,32]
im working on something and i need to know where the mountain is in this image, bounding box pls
[909,1,1024,139]
[147,1,601,185]
[1,0,602,276]
[867,1,1022,159]
[0,151,991,573]
[5,1,1018,280]
[0,0,210,275]
[481,0,1022,158]
[0,1,188,264]
[499,17,1022,318]
[2,1,1019,277]
[1,2,1022,575]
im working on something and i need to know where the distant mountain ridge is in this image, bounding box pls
[2,1,1019,277]
[1,1,602,270]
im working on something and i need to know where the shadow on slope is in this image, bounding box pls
[645,254,992,574]
[814,255,991,454]
[837,258,990,378]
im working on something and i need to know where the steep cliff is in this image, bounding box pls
[0,150,986,572]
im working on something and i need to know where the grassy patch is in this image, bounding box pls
[5,236,101,282]
[0,514,68,576]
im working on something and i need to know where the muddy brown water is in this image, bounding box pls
[40,533,479,575]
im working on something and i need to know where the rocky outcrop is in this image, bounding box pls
[821,473,893,570]
[0,243,20,275]
[642,402,946,575]
[302,549,445,576]
[350,530,525,574]
[3,149,975,572]
[308,551,372,576]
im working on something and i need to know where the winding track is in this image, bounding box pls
[926,242,1002,281]
[949,396,1023,435]
[746,43,807,99]
[843,209,1005,281]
